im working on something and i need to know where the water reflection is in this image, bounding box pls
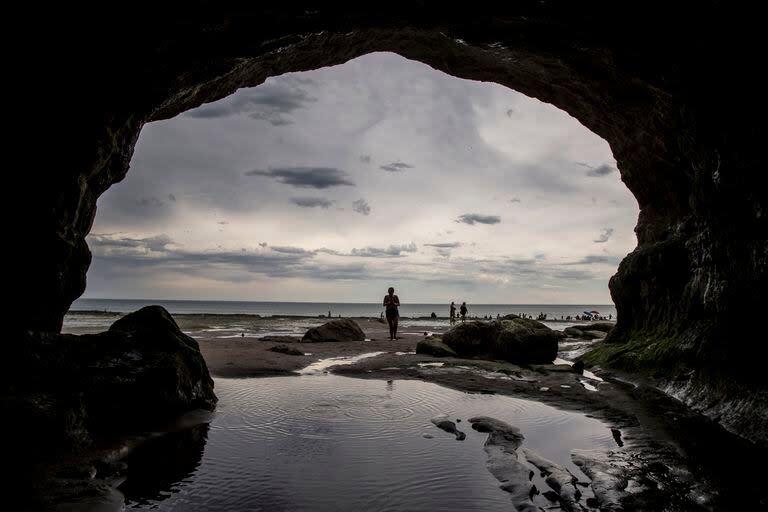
[120,376,616,511]
[120,423,209,505]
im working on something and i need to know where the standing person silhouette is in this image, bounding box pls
[460,301,468,322]
[383,287,401,340]
[450,301,457,324]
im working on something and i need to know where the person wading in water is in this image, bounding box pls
[383,287,401,340]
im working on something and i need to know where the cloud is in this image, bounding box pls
[258,242,268,248]
[350,243,417,257]
[245,167,355,189]
[580,163,615,177]
[563,254,622,265]
[217,221,229,225]
[136,196,168,207]
[506,108,515,118]
[424,242,462,248]
[185,77,315,125]
[352,198,371,215]
[380,162,414,172]
[359,155,371,164]
[509,197,521,203]
[167,194,176,202]
[270,246,316,255]
[290,197,335,209]
[593,228,614,243]
[456,214,501,225]
[89,233,173,253]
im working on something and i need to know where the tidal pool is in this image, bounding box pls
[121,375,617,511]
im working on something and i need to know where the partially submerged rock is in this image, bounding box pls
[523,448,582,512]
[563,327,584,338]
[268,344,304,356]
[301,319,365,342]
[571,449,629,512]
[430,416,466,440]
[441,319,559,364]
[586,322,615,333]
[416,338,457,357]
[468,416,535,511]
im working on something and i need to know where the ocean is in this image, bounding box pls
[65,298,616,338]
[70,298,615,320]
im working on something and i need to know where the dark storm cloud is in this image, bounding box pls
[593,228,614,243]
[245,167,355,189]
[352,198,371,215]
[350,243,417,258]
[379,162,413,172]
[185,78,316,125]
[456,214,501,225]
[290,197,335,209]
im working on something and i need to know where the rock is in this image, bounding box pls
[468,417,535,511]
[430,416,466,440]
[416,338,457,357]
[3,306,217,460]
[563,327,584,337]
[441,319,558,364]
[572,360,585,374]
[523,448,581,511]
[571,449,629,512]
[581,330,606,339]
[586,322,615,333]
[301,319,365,342]
[259,335,301,343]
[268,344,304,356]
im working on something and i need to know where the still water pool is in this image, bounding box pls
[121,375,617,511]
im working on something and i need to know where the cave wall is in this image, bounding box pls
[17,2,766,440]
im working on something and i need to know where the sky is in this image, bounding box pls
[85,52,639,304]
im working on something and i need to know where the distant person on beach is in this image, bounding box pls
[450,302,456,323]
[383,287,401,340]
[460,302,468,321]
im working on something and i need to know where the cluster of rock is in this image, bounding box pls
[416,316,562,364]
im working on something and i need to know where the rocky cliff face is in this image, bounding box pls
[14,3,766,442]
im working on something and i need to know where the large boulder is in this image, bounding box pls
[441,319,559,364]
[2,306,217,457]
[301,319,365,342]
[416,338,457,357]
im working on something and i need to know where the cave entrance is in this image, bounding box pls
[66,52,637,332]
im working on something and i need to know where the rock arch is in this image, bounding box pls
[17,3,766,441]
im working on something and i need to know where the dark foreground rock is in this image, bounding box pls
[301,319,366,342]
[2,306,217,459]
[441,319,559,364]
[416,338,457,357]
